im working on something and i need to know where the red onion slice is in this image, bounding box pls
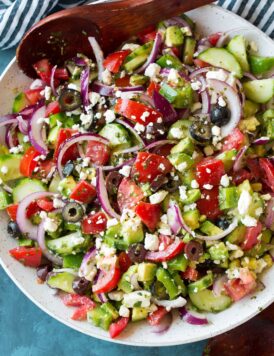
[116,145,142,155]
[98,293,108,303]
[160,68,190,82]
[153,296,187,309]
[167,201,183,235]
[207,79,242,138]
[130,273,142,290]
[179,306,209,325]
[37,220,63,266]
[152,90,177,123]
[50,65,57,97]
[233,145,248,172]
[88,37,104,82]
[16,191,55,240]
[244,72,258,80]
[81,66,90,109]
[264,197,274,231]
[136,32,162,74]
[201,89,211,114]
[145,139,177,151]
[96,167,121,219]
[164,16,192,35]
[151,313,172,334]
[97,157,135,172]
[115,118,145,146]
[56,133,109,178]
[91,81,114,96]
[5,124,18,148]
[17,115,28,135]
[216,32,229,48]
[253,137,270,145]
[119,86,145,92]
[212,275,228,297]
[29,105,49,155]
[79,247,97,281]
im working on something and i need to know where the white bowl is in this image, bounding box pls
[0,3,273,347]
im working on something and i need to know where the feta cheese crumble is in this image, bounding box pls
[144,233,159,251]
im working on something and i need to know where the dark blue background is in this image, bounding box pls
[0,48,205,356]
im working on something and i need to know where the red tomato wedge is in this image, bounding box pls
[196,187,222,220]
[115,75,131,87]
[147,306,168,326]
[45,101,60,117]
[207,32,222,46]
[196,157,225,186]
[115,99,162,125]
[232,168,252,186]
[222,128,245,152]
[241,222,262,251]
[26,201,41,218]
[135,202,161,230]
[20,147,40,177]
[9,247,42,267]
[81,212,107,235]
[147,81,161,97]
[132,152,172,183]
[6,204,18,221]
[182,267,199,281]
[224,269,256,302]
[61,294,95,307]
[193,59,210,68]
[117,177,144,211]
[259,158,274,192]
[92,257,121,294]
[33,59,52,84]
[109,317,129,338]
[54,68,69,80]
[24,88,43,105]
[138,25,156,43]
[70,181,96,204]
[36,198,54,212]
[86,141,110,166]
[103,50,131,73]
[53,128,79,164]
[145,240,185,262]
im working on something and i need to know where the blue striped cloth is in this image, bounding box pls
[0,0,273,50]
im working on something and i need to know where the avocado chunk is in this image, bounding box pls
[217,149,237,172]
[189,288,232,312]
[0,154,23,182]
[226,225,247,245]
[182,209,200,230]
[170,137,194,155]
[200,220,223,236]
[167,254,188,272]
[118,265,138,293]
[12,92,29,113]
[47,272,75,293]
[58,176,76,197]
[209,242,229,261]
[137,263,157,282]
[121,217,144,245]
[168,152,194,172]
[132,307,149,321]
[165,25,184,47]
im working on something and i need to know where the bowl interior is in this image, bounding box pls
[0,4,273,346]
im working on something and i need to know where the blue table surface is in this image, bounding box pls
[0,49,206,356]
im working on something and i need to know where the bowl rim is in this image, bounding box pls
[0,3,274,347]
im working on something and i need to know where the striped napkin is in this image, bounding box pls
[0,0,273,50]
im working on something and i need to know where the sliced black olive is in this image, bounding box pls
[163,175,180,192]
[189,120,212,144]
[215,217,230,230]
[210,106,231,127]
[145,123,167,143]
[36,264,53,281]
[59,88,82,111]
[7,221,21,238]
[128,243,147,263]
[184,241,203,261]
[62,202,84,223]
[150,174,169,193]
[106,172,123,195]
[72,276,91,295]
[62,160,74,177]
[151,280,168,300]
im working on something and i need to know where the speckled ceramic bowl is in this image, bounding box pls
[0,3,273,347]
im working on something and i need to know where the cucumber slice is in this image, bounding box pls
[13,178,46,203]
[189,288,232,312]
[0,188,12,209]
[0,154,23,182]
[99,123,131,148]
[227,35,249,72]
[123,41,153,72]
[249,55,274,75]
[47,231,87,255]
[243,79,274,104]
[188,272,213,293]
[198,48,243,78]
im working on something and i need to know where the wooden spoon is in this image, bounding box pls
[16,0,213,78]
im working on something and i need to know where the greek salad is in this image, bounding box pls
[1,13,274,338]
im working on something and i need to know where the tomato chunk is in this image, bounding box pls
[109,317,129,338]
[54,128,79,164]
[45,101,60,117]
[133,152,172,183]
[86,141,110,166]
[196,157,225,186]
[147,306,168,326]
[20,147,40,177]
[6,204,18,221]
[61,293,95,307]
[135,202,161,230]
[196,187,222,220]
[103,50,131,73]
[145,240,185,262]
[117,177,144,211]
[193,59,210,68]
[9,247,42,267]
[241,222,262,251]
[33,59,52,84]
[24,88,43,105]
[259,158,274,192]
[232,168,252,186]
[115,75,131,87]
[115,99,162,125]
[147,81,161,97]
[207,32,222,46]
[182,267,199,281]
[224,269,256,301]
[36,197,54,212]
[138,25,156,43]
[92,257,121,294]
[222,128,245,152]
[82,212,107,234]
[70,181,96,204]
[54,68,69,81]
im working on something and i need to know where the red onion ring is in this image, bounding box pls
[116,145,142,155]
[79,247,97,281]
[264,197,274,231]
[152,90,177,123]
[16,191,55,240]
[98,293,108,303]
[5,124,18,148]
[50,65,57,97]
[29,106,49,155]
[118,86,145,92]
[56,133,109,178]
[160,68,190,82]
[136,32,162,74]
[96,157,135,172]
[115,118,145,146]
[179,306,209,325]
[164,16,192,35]
[151,313,172,334]
[145,139,177,151]
[233,145,248,172]
[17,115,28,135]
[37,219,63,266]
[81,66,90,109]
[88,37,104,82]
[201,89,211,114]
[253,137,270,145]
[96,167,121,219]
[244,72,258,81]
[212,275,228,297]
[91,81,114,96]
